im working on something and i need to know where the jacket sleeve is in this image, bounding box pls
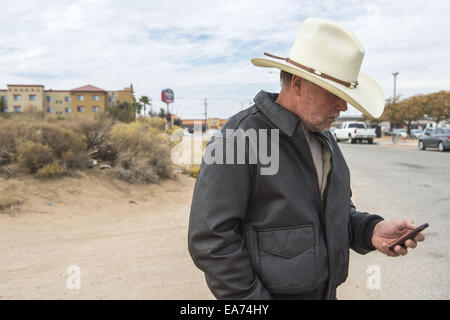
[188,135,272,300]
[348,189,384,255]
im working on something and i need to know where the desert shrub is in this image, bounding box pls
[36,162,65,178]
[16,140,54,173]
[138,117,167,131]
[110,122,174,182]
[61,150,89,169]
[0,118,36,165]
[111,152,158,184]
[181,165,200,178]
[71,115,117,162]
[28,122,89,170]
[145,140,173,179]
[0,163,22,178]
[110,123,168,154]
[37,123,86,158]
[0,118,89,170]
[110,122,142,152]
[0,116,175,182]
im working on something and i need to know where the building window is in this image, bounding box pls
[29,95,36,101]
[65,107,72,113]
[108,96,114,102]
[92,95,99,101]
[77,106,84,112]
[14,106,21,112]
[65,96,71,102]
[47,107,54,113]
[47,96,53,102]
[2,107,7,112]
[14,95,20,101]
[1,96,7,101]
[92,106,100,112]
[77,95,84,102]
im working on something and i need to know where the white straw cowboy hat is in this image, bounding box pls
[251,17,385,118]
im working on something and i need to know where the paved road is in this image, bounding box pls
[337,142,450,299]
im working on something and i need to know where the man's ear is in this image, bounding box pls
[291,76,302,94]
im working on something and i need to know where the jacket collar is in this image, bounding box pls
[253,90,333,149]
[253,90,299,138]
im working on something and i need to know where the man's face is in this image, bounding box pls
[296,78,348,131]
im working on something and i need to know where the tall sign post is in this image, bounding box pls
[161,89,174,130]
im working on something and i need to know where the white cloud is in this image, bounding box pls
[0,0,449,118]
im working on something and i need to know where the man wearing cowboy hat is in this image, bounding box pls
[188,17,425,300]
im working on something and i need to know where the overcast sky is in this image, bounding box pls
[1,0,449,119]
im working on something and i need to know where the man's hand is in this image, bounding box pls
[371,219,426,257]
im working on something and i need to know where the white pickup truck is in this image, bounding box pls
[333,121,376,144]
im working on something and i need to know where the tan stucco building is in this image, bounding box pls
[106,84,136,109]
[0,84,45,113]
[0,83,136,119]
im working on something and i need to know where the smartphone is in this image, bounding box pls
[388,223,429,251]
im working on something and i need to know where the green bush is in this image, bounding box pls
[106,101,137,123]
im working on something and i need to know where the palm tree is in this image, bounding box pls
[135,102,143,116]
[139,96,150,117]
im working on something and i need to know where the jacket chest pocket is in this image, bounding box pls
[252,224,317,295]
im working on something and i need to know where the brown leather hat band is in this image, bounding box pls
[264,52,358,89]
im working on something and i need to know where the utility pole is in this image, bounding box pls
[204,98,208,133]
[149,98,152,117]
[392,72,399,139]
[166,102,172,130]
[392,72,399,103]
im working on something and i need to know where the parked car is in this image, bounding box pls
[183,128,193,136]
[418,128,450,152]
[410,129,424,139]
[333,122,376,144]
[392,128,407,138]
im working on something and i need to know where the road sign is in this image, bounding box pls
[161,89,174,104]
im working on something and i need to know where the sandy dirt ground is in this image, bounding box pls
[1,139,446,300]
[0,171,214,299]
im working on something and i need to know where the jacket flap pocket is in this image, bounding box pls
[258,225,315,258]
